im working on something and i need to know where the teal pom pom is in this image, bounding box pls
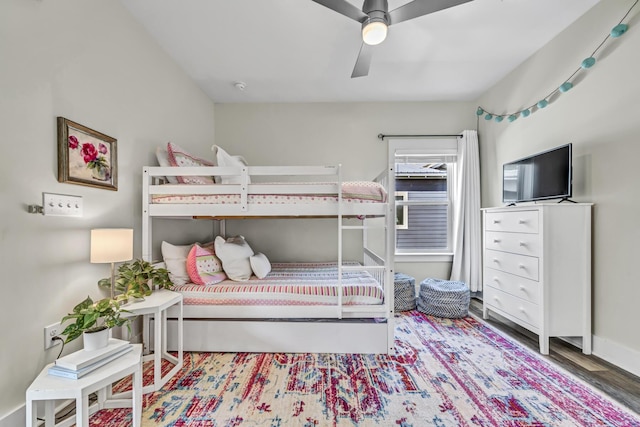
[521,109,530,118]
[476,107,484,116]
[537,99,549,109]
[495,116,504,123]
[508,115,517,122]
[611,23,628,38]
[484,113,493,120]
[581,57,596,69]
[559,82,573,93]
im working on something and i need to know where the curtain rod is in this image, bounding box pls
[378,133,462,140]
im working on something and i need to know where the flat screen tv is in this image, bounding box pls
[502,143,572,204]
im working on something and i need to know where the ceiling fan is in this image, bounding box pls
[311,0,472,78]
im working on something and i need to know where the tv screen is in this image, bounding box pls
[502,143,572,203]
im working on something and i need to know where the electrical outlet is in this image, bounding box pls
[44,322,62,350]
[42,193,83,217]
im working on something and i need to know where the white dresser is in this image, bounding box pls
[482,203,592,355]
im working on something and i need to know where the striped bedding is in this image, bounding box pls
[151,181,387,205]
[172,262,384,306]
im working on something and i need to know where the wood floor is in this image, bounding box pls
[469,298,640,414]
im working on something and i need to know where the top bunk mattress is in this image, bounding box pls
[172,262,384,306]
[151,181,387,205]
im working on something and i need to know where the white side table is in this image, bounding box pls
[124,289,183,393]
[26,344,142,427]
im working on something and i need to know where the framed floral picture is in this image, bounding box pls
[57,117,117,191]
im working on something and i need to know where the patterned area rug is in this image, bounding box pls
[92,312,640,426]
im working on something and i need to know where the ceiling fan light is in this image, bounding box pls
[362,20,387,45]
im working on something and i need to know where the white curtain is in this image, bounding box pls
[450,130,482,291]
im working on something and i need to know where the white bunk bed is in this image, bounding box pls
[141,163,395,354]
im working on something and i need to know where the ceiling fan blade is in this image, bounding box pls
[311,0,368,23]
[351,42,373,78]
[388,0,472,25]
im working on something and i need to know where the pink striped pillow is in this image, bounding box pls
[186,243,226,285]
[166,142,215,184]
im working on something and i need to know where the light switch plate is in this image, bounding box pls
[43,193,83,217]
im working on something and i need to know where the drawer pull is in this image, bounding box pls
[518,264,525,269]
[519,285,525,291]
[519,307,525,313]
[518,219,527,224]
[519,241,526,247]
[493,219,501,224]
[493,239,501,243]
[493,258,499,263]
[493,277,500,284]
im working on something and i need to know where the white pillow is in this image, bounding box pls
[214,235,254,281]
[211,145,250,185]
[250,252,271,279]
[161,241,195,285]
[155,147,179,184]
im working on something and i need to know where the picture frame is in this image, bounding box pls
[57,117,117,191]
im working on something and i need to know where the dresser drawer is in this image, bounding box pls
[483,267,540,304]
[485,210,539,234]
[484,287,540,328]
[485,231,540,257]
[485,249,539,281]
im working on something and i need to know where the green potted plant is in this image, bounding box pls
[61,296,131,350]
[98,259,172,302]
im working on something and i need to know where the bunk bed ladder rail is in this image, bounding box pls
[142,167,152,262]
[240,165,248,212]
[339,167,395,354]
[335,165,385,321]
[371,161,396,353]
[337,164,344,319]
[337,165,388,321]
[386,157,396,353]
[358,167,395,354]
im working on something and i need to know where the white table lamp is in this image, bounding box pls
[91,228,133,299]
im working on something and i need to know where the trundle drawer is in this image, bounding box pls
[484,287,540,328]
[485,231,540,257]
[485,249,539,281]
[483,267,540,304]
[485,210,539,234]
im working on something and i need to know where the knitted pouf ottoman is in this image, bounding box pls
[417,278,470,318]
[394,273,416,311]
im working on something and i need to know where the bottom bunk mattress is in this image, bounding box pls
[172,262,384,306]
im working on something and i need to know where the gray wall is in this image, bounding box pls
[0,0,215,419]
[213,103,475,277]
[478,0,640,374]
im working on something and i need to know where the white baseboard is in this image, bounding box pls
[592,335,640,378]
[2,399,77,427]
[0,404,24,427]
[476,296,640,378]
[509,327,640,378]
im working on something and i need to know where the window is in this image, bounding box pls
[389,139,458,258]
[395,192,408,229]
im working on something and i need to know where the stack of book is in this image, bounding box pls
[48,338,133,379]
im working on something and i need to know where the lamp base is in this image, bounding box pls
[110,262,116,300]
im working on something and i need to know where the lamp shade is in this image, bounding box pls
[90,228,133,263]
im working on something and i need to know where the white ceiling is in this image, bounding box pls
[119,0,599,103]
